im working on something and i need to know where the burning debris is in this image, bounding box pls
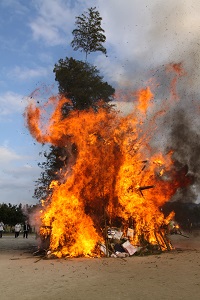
[25,64,194,258]
[99,224,172,258]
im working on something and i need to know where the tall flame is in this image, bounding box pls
[25,63,192,257]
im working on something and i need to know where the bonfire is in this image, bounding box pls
[25,63,192,258]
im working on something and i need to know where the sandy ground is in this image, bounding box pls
[0,231,200,300]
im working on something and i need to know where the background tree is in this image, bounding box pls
[53,57,115,111]
[0,203,25,225]
[71,7,107,60]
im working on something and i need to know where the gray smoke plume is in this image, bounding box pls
[165,108,200,203]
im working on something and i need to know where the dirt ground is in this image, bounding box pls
[0,230,200,300]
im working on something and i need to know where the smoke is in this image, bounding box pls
[136,1,200,203]
[28,206,42,234]
[164,109,200,203]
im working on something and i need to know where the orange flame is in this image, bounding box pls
[24,64,191,257]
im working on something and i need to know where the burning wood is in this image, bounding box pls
[37,222,173,259]
[138,185,155,191]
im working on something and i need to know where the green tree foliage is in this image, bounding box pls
[0,203,25,225]
[53,57,115,111]
[71,7,107,60]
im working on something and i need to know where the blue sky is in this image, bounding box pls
[0,0,200,205]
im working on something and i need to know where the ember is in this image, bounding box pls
[25,64,192,258]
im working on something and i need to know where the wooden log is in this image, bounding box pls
[139,185,155,191]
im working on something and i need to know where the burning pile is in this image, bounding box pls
[25,64,192,258]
